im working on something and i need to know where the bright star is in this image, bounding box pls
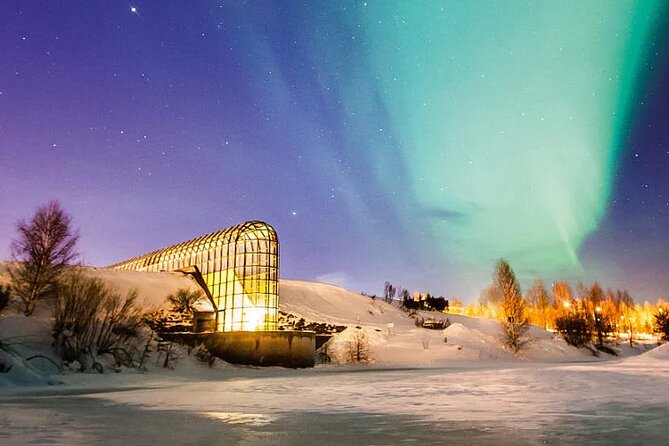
[129,5,142,18]
[129,5,142,19]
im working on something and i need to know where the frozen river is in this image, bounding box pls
[2,357,669,445]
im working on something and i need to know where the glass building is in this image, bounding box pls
[110,221,279,332]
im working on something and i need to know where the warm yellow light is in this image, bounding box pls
[563,301,571,308]
[243,306,266,331]
[595,306,602,313]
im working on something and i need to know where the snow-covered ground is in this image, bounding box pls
[1,265,667,444]
[2,347,669,445]
[279,278,649,366]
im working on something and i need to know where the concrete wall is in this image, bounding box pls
[163,331,316,368]
[204,331,316,368]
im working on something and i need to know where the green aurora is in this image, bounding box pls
[297,1,663,291]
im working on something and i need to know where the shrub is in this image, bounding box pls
[0,284,10,313]
[167,288,203,314]
[555,313,591,348]
[53,272,144,370]
[143,288,205,334]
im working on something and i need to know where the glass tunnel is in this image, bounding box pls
[110,221,279,332]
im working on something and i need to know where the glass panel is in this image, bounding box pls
[112,222,279,332]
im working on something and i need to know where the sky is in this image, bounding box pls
[1,1,668,302]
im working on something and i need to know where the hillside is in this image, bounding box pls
[279,278,595,366]
[0,265,655,385]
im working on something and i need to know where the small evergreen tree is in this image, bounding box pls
[654,308,669,342]
[10,201,79,315]
[494,259,530,354]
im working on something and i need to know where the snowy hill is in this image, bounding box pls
[280,279,405,326]
[0,264,655,381]
[279,278,595,366]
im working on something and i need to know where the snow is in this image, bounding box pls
[1,265,668,443]
[280,279,600,366]
[280,279,405,326]
[2,355,669,444]
[0,261,199,311]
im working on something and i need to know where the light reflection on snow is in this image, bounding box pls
[202,411,277,427]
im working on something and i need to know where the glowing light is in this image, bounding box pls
[130,6,137,13]
[243,306,267,331]
[111,221,279,332]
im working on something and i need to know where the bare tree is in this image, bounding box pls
[552,281,574,309]
[383,281,396,303]
[617,289,635,346]
[494,259,529,354]
[526,280,552,329]
[10,201,79,315]
[479,284,503,306]
[346,329,370,363]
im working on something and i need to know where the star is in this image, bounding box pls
[129,5,141,18]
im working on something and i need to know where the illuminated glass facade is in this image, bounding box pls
[110,221,279,332]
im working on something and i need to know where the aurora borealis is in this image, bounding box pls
[1,1,668,301]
